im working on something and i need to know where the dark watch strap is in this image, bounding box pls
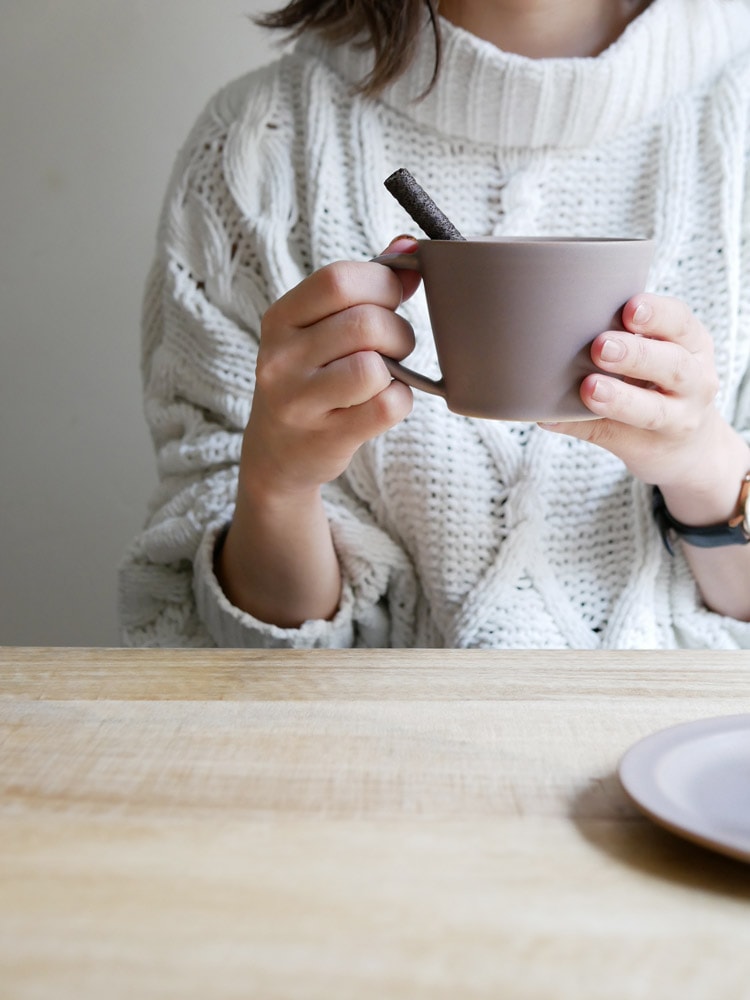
[652,485,750,555]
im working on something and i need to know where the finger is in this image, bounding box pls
[304,304,415,369]
[377,234,422,303]
[256,302,414,427]
[537,416,604,441]
[257,347,395,431]
[578,372,677,430]
[328,379,414,442]
[623,293,711,353]
[315,350,396,410]
[271,258,406,329]
[590,331,717,402]
[538,415,652,475]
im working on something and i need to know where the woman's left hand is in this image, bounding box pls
[545,291,750,622]
[540,292,726,492]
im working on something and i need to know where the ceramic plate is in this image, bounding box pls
[618,714,750,862]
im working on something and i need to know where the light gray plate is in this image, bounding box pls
[619,714,750,862]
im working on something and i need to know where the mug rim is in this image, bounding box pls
[419,235,653,244]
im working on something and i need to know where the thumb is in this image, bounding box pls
[380,234,421,303]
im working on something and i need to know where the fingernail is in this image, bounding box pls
[632,301,651,327]
[383,234,418,253]
[600,338,626,363]
[591,377,614,402]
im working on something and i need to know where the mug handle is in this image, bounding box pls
[370,252,447,400]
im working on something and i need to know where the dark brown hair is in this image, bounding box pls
[254,0,442,96]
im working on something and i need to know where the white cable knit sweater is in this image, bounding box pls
[119,0,750,649]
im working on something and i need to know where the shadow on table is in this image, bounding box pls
[570,772,750,900]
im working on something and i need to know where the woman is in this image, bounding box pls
[119,0,750,648]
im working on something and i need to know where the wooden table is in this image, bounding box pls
[2,647,750,999]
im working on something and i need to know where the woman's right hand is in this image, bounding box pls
[215,237,420,629]
[242,235,421,499]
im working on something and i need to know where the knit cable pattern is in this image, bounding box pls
[119,0,750,648]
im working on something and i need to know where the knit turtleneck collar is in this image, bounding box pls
[297,0,750,149]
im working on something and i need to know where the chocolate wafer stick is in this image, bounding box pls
[384,168,466,241]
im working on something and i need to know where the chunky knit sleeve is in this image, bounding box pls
[117,64,410,647]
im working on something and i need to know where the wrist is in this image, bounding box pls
[238,472,323,523]
[655,424,750,527]
[218,474,341,627]
[650,418,750,554]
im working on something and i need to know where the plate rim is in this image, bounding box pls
[617,713,750,863]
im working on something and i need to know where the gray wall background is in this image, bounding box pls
[1,1,275,645]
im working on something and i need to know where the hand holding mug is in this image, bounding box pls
[241,237,420,498]
[541,292,726,490]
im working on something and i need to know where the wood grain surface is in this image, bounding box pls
[2,647,750,1000]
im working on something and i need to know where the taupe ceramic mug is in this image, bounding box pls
[374,237,655,421]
